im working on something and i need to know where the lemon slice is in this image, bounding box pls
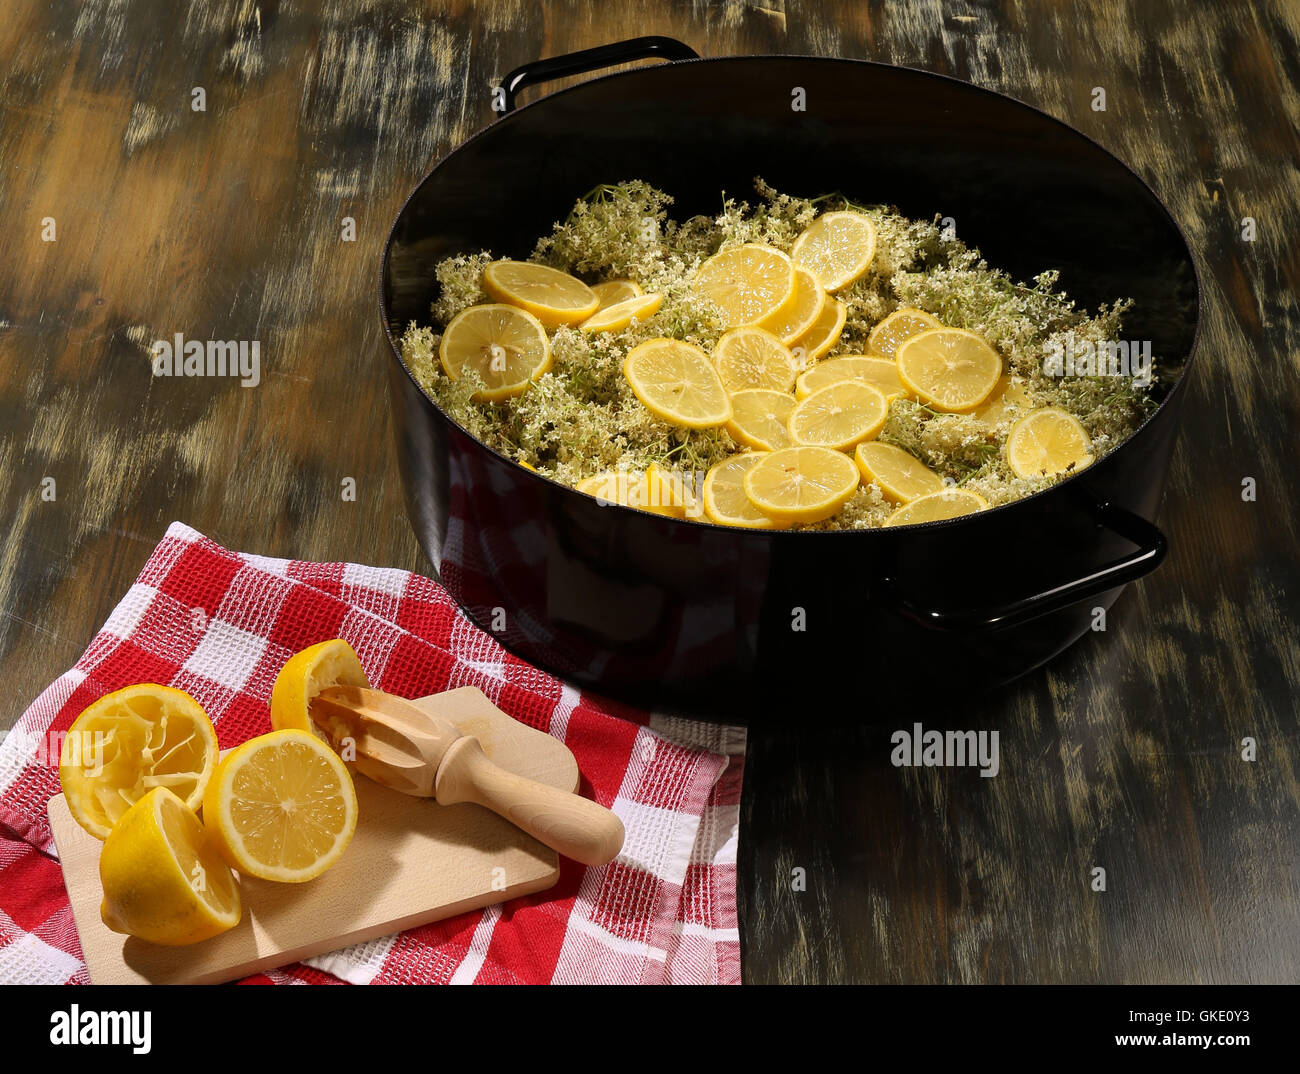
[693,243,796,327]
[577,470,651,508]
[867,307,942,359]
[883,488,988,527]
[439,303,551,402]
[790,297,846,365]
[58,684,219,841]
[579,292,663,333]
[645,463,702,519]
[896,328,1002,412]
[796,355,909,401]
[758,267,826,344]
[482,260,598,326]
[577,469,683,516]
[1006,407,1094,477]
[854,442,946,503]
[590,279,643,309]
[202,729,358,883]
[271,638,370,738]
[624,338,731,428]
[725,389,796,451]
[712,326,798,393]
[703,453,777,529]
[971,375,1032,427]
[788,380,889,451]
[99,787,241,945]
[791,211,877,292]
[743,446,861,524]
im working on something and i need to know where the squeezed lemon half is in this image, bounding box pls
[270,638,369,737]
[59,684,219,841]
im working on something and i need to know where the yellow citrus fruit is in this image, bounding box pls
[576,470,648,507]
[787,380,889,451]
[202,729,358,884]
[758,267,826,344]
[1006,407,1094,478]
[98,787,241,946]
[790,211,877,292]
[725,389,796,451]
[796,355,909,401]
[790,297,846,364]
[896,328,1002,412]
[693,243,796,327]
[703,453,777,529]
[645,463,703,519]
[712,326,798,393]
[854,442,946,503]
[439,303,551,402]
[883,488,988,527]
[58,684,219,841]
[482,260,598,326]
[270,638,370,738]
[590,279,643,309]
[866,307,943,359]
[577,469,681,516]
[743,446,861,524]
[971,375,1033,427]
[624,338,731,428]
[579,292,663,333]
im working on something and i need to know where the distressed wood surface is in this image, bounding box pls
[1,1,1297,984]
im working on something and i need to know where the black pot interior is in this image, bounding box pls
[385,56,1197,406]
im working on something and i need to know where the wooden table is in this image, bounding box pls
[1,1,1296,984]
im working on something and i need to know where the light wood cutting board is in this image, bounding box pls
[48,687,577,985]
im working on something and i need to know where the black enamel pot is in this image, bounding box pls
[380,38,1200,719]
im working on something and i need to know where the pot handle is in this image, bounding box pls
[499,36,699,114]
[884,500,1167,632]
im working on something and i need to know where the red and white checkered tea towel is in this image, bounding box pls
[0,522,745,985]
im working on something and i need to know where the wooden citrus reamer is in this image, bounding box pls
[309,686,625,867]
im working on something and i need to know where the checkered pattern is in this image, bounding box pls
[0,523,744,985]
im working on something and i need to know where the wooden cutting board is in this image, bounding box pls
[48,687,577,985]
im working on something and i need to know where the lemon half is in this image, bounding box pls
[59,684,218,841]
[99,787,241,945]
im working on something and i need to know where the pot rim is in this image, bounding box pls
[378,52,1203,537]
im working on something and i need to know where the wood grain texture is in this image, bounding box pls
[1,0,1297,984]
